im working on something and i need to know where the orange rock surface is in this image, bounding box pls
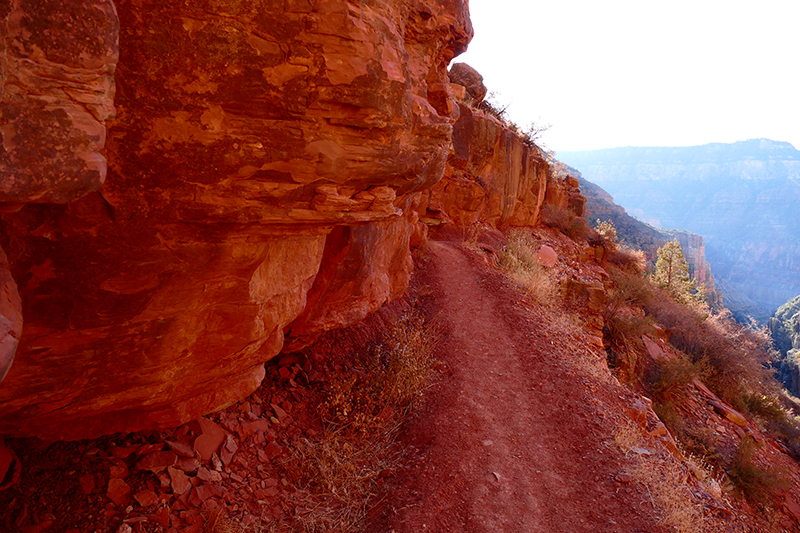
[0,0,472,439]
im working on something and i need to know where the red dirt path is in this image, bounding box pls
[368,240,666,533]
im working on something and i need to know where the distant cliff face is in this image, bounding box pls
[561,139,800,321]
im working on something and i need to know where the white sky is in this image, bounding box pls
[457,0,800,153]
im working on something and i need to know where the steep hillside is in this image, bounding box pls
[560,139,800,321]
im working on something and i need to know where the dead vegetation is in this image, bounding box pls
[275,311,439,533]
[497,228,557,306]
[614,421,712,533]
[561,217,800,522]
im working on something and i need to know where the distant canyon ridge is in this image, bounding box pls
[560,139,800,322]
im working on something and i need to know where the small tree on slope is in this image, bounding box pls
[653,239,705,305]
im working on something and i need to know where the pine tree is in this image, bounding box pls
[653,239,704,304]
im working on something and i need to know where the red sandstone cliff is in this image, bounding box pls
[0,1,577,440]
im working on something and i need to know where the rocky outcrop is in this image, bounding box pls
[560,139,800,321]
[448,62,487,103]
[422,102,550,227]
[421,94,584,230]
[0,0,473,439]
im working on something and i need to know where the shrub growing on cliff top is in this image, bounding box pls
[541,204,594,241]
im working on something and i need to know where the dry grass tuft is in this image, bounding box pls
[614,422,712,533]
[285,432,398,532]
[278,310,439,532]
[727,436,790,505]
[498,229,557,305]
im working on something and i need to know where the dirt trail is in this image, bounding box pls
[370,241,665,533]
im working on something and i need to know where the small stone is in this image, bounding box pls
[197,467,223,483]
[165,440,195,458]
[107,478,131,506]
[534,245,558,268]
[109,460,129,479]
[238,419,270,439]
[116,524,133,533]
[168,466,192,495]
[79,474,96,495]
[271,403,288,422]
[109,445,138,459]
[630,446,652,456]
[133,489,159,507]
[136,443,164,456]
[220,435,238,466]
[615,472,634,483]
[174,457,200,472]
[136,451,178,472]
[194,418,227,461]
[263,442,282,460]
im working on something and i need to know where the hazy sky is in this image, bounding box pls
[457,0,800,154]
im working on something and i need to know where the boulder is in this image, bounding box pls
[448,62,487,103]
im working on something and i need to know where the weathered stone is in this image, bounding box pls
[448,63,487,103]
[0,247,21,385]
[642,336,673,363]
[194,418,227,461]
[710,400,748,427]
[535,245,558,268]
[107,478,131,506]
[109,460,129,479]
[168,466,192,495]
[135,451,177,473]
[0,439,20,490]
[133,489,159,508]
[79,473,96,495]
[0,0,473,441]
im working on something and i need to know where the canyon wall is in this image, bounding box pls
[0,0,474,439]
[0,2,570,440]
[561,139,800,322]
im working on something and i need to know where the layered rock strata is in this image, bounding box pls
[0,0,473,439]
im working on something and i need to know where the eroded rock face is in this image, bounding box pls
[0,0,119,204]
[0,0,472,439]
[423,102,551,228]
